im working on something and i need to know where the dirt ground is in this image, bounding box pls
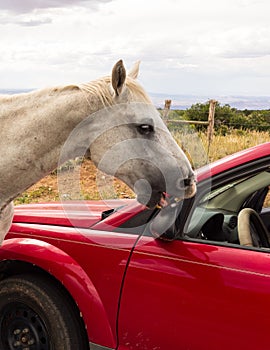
[15,147,270,207]
[15,159,135,205]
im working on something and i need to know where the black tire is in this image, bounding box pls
[0,274,89,350]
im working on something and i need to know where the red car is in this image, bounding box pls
[1,142,270,350]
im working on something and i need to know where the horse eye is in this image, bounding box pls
[137,124,154,135]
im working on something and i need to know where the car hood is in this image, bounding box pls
[13,200,131,228]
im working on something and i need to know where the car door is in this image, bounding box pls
[118,235,270,350]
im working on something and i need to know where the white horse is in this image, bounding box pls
[0,60,196,243]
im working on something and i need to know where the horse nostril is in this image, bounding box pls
[176,177,194,190]
[184,178,192,187]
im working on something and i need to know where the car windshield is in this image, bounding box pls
[200,177,248,203]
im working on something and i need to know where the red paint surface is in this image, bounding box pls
[1,142,270,349]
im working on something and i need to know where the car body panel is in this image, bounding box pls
[4,223,140,348]
[1,142,270,349]
[13,199,132,228]
[0,236,115,347]
[118,236,270,350]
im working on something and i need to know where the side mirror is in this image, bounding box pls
[150,201,183,241]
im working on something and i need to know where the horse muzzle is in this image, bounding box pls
[175,176,197,200]
[136,175,196,209]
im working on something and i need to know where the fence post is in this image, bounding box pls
[162,99,172,125]
[207,100,216,153]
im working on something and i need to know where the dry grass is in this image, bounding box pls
[172,128,269,169]
[15,129,269,204]
[202,130,269,163]
[172,128,270,207]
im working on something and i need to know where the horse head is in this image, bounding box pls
[88,60,196,208]
[59,60,196,208]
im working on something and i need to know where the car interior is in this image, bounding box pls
[104,163,270,251]
[184,168,270,250]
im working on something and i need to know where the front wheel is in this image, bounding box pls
[0,274,89,350]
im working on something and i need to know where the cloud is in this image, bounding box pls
[222,49,270,59]
[0,0,112,13]
[0,0,270,97]
[212,26,270,60]
[0,12,53,26]
[0,16,52,26]
[0,0,113,27]
[18,17,52,26]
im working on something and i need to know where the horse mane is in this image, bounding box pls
[0,70,151,109]
[79,75,152,106]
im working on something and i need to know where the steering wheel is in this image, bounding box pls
[238,208,270,248]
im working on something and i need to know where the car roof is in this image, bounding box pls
[196,142,270,182]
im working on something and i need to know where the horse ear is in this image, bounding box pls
[111,59,126,96]
[128,60,140,79]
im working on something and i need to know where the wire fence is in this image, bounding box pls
[167,120,270,129]
[160,100,270,159]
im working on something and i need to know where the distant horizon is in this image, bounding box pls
[1,88,270,110]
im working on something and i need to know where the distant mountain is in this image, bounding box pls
[1,89,270,110]
[0,89,33,95]
[149,92,270,110]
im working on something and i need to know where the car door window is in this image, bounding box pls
[184,171,270,248]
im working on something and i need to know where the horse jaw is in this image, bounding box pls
[115,160,196,209]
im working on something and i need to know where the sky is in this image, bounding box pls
[1,0,270,97]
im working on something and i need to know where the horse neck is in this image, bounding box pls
[0,86,106,208]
